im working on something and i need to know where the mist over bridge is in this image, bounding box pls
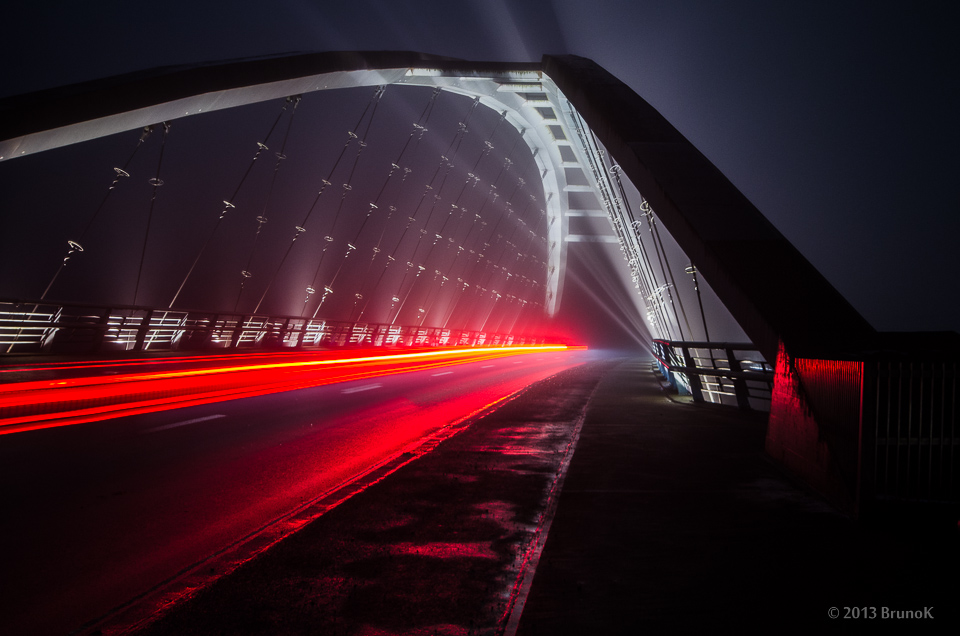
[0,50,957,636]
[1,48,957,585]
[1,51,808,355]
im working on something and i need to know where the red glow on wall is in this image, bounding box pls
[766,341,864,512]
[0,345,582,436]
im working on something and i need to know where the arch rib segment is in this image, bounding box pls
[0,53,613,319]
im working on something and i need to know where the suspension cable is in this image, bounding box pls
[610,159,691,340]
[253,86,384,314]
[392,104,485,324]
[234,96,301,312]
[40,126,153,300]
[365,95,480,323]
[303,87,387,316]
[687,264,712,342]
[168,100,290,308]
[134,122,170,305]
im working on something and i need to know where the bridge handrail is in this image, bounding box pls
[652,339,774,410]
[0,299,549,355]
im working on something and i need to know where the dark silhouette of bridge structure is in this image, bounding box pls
[1,51,956,515]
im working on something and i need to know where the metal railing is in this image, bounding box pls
[652,339,774,410]
[0,299,547,356]
[863,359,958,503]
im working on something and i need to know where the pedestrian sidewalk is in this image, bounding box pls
[515,358,958,634]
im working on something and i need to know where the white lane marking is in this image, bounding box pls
[341,383,382,394]
[146,414,225,433]
[431,371,453,377]
[481,365,495,368]
[513,360,524,364]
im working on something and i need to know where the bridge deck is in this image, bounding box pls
[92,356,959,634]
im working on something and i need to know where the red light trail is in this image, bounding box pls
[0,345,581,435]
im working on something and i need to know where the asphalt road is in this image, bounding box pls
[0,349,587,635]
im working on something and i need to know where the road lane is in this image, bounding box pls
[0,349,587,635]
[144,413,227,433]
[0,345,574,435]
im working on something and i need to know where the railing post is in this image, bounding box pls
[681,345,704,403]
[91,308,111,354]
[133,309,154,352]
[40,307,60,352]
[196,315,216,349]
[277,317,291,347]
[726,347,751,410]
[857,360,878,517]
[230,315,247,349]
[291,319,303,348]
[170,314,186,351]
[296,319,309,347]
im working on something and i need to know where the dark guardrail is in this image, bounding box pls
[0,299,548,355]
[651,339,774,411]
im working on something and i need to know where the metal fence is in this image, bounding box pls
[652,339,774,410]
[863,360,958,503]
[0,300,546,355]
[655,337,959,507]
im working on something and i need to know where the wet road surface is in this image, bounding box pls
[0,348,591,635]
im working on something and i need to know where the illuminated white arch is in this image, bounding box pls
[0,62,613,317]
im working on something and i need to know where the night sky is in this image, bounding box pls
[3,0,958,335]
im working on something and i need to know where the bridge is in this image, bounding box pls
[0,52,957,634]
